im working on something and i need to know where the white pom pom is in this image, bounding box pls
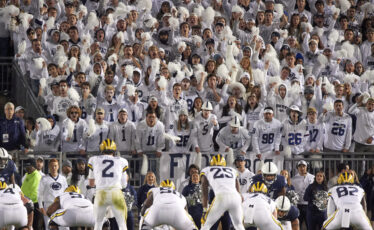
[216,64,229,80]
[289,83,302,97]
[370,85,374,98]
[18,40,26,55]
[158,75,168,90]
[79,55,91,72]
[125,65,134,78]
[151,58,160,74]
[334,49,348,59]
[36,118,52,131]
[68,87,81,102]
[251,26,259,37]
[317,54,328,67]
[301,22,313,33]
[141,32,151,41]
[40,77,47,90]
[45,16,55,31]
[116,31,124,43]
[274,4,284,18]
[223,26,236,42]
[323,101,334,112]
[5,5,20,17]
[202,7,215,25]
[192,35,202,46]
[178,6,189,20]
[167,62,181,74]
[88,71,98,88]
[313,27,324,38]
[322,78,336,96]
[87,118,96,137]
[193,5,204,17]
[362,92,371,104]
[194,64,207,83]
[175,71,185,83]
[127,84,136,97]
[107,13,114,25]
[264,45,280,74]
[328,29,339,48]
[177,41,186,52]
[67,119,75,139]
[140,154,148,176]
[231,5,244,16]
[339,0,351,14]
[144,17,157,28]
[137,0,152,12]
[113,3,129,19]
[269,75,281,85]
[19,12,33,28]
[252,69,265,85]
[343,74,359,84]
[283,145,292,157]
[360,70,374,84]
[226,148,235,167]
[341,41,354,59]
[79,5,87,16]
[87,12,99,30]
[60,32,70,42]
[57,55,68,68]
[34,58,44,70]
[107,53,118,66]
[169,17,179,30]
[194,151,202,170]
[164,133,181,145]
[69,57,77,71]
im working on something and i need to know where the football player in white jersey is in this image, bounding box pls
[108,108,136,153]
[38,159,68,230]
[200,154,245,230]
[215,115,251,156]
[323,172,372,230]
[192,101,219,154]
[0,181,33,230]
[235,155,255,194]
[84,107,109,152]
[47,185,95,228]
[88,139,129,230]
[242,182,283,230]
[322,100,352,152]
[140,179,197,230]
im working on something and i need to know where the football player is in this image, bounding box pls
[88,139,129,230]
[322,172,372,230]
[251,162,286,199]
[47,185,95,228]
[200,154,245,230]
[140,179,197,230]
[242,182,283,229]
[0,180,33,229]
[275,195,300,230]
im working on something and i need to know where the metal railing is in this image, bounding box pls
[10,59,46,118]
[13,150,374,190]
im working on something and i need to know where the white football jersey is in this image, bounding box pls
[59,192,92,209]
[328,184,364,209]
[237,169,255,194]
[201,166,238,195]
[322,112,352,150]
[282,119,309,155]
[0,187,23,204]
[252,118,282,154]
[151,187,187,208]
[305,120,324,151]
[61,118,88,152]
[216,126,251,153]
[135,120,165,153]
[87,155,128,190]
[38,174,68,206]
[192,113,219,152]
[84,122,109,152]
[108,120,136,152]
[242,192,276,214]
[170,122,193,153]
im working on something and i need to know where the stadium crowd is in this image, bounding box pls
[1,0,374,228]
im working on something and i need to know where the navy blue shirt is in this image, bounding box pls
[279,205,299,222]
[251,174,286,199]
[0,116,26,151]
[0,160,16,184]
[304,183,328,213]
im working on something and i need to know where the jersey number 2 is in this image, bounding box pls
[102,160,114,178]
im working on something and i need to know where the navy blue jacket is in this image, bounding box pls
[0,116,26,151]
[137,184,155,209]
[304,183,328,213]
[279,205,299,222]
[182,183,203,216]
[0,160,17,184]
[251,174,286,199]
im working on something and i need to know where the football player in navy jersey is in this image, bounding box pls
[251,161,286,199]
[275,195,300,230]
